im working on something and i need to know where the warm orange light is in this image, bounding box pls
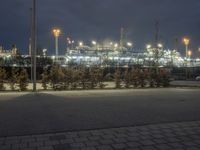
[188,50,192,57]
[183,38,190,45]
[53,29,61,37]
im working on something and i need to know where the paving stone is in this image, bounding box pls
[178,136,193,141]
[37,146,54,150]
[1,121,200,150]
[60,138,74,144]
[184,141,197,146]
[0,145,11,149]
[66,133,79,138]
[114,133,127,138]
[99,139,114,145]
[140,145,158,150]
[91,131,104,136]
[70,142,85,148]
[12,143,28,149]
[165,137,181,142]
[49,134,66,141]
[81,147,97,150]
[126,141,141,148]
[126,136,139,142]
[111,143,127,149]
[139,135,152,140]
[74,137,88,143]
[20,147,37,150]
[125,148,140,150]
[21,137,36,143]
[140,140,155,146]
[151,134,165,138]
[168,142,185,148]
[186,147,200,150]
[152,138,167,144]
[155,144,172,150]
[78,131,92,137]
[45,140,59,146]
[5,139,20,144]
[88,136,101,141]
[193,140,200,144]
[53,143,70,150]
[113,137,127,143]
[97,145,113,150]
[84,141,99,147]
[102,135,115,140]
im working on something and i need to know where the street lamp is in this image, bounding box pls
[79,42,83,47]
[146,44,151,49]
[127,42,132,47]
[92,40,98,52]
[43,49,47,57]
[92,41,97,45]
[183,38,190,58]
[31,0,37,92]
[157,43,163,48]
[53,28,61,62]
[188,50,192,59]
[114,43,118,48]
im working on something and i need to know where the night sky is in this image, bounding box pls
[0,0,200,56]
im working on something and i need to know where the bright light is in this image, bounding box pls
[53,29,61,37]
[43,49,47,52]
[92,41,97,45]
[79,42,83,46]
[127,42,132,47]
[188,50,192,57]
[52,56,55,59]
[6,55,11,58]
[146,44,151,49]
[114,43,118,48]
[198,47,200,52]
[110,42,113,45]
[158,43,163,48]
[183,38,190,45]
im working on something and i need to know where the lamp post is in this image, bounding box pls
[53,28,61,63]
[157,43,163,49]
[146,44,152,50]
[127,42,133,50]
[183,38,190,58]
[92,40,98,57]
[183,38,190,79]
[188,50,192,60]
[31,0,37,92]
[92,41,97,50]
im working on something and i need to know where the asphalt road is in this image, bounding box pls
[0,88,200,137]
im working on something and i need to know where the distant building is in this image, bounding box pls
[0,45,18,57]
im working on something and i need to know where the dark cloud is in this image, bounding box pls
[0,0,200,56]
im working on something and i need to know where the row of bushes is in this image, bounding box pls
[0,65,170,91]
[41,65,170,90]
[0,67,28,91]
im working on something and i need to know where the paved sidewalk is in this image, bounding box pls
[1,121,200,150]
[170,81,200,87]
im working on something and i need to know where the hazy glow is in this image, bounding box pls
[146,44,151,49]
[79,42,83,46]
[158,43,163,48]
[127,42,132,47]
[92,41,97,45]
[183,38,190,45]
[53,29,61,37]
